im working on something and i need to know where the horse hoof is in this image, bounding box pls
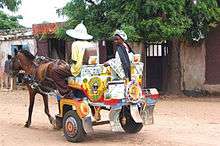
[24,121,31,128]
[53,124,59,130]
[24,122,30,128]
[49,117,56,128]
[52,119,56,128]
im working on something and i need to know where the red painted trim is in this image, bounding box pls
[32,22,64,35]
[149,94,160,99]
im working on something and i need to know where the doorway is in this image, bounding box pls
[48,38,66,60]
[144,42,169,91]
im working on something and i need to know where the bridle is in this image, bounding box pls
[10,55,22,77]
[10,53,49,93]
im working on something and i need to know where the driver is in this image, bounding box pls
[66,22,94,77]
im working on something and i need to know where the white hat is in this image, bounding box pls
[114,29,127,41]
[66,22,93,40]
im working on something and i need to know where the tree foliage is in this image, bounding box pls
[58,0,220,42]
[0,0,22,29]
[0,0,21,11]
[0,11,23,29]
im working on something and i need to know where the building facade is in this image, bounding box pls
[180,24,220,94]
[0,28,37,68]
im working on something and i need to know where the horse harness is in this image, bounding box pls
[23,58,58,95]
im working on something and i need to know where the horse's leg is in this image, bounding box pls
[42,94,56,126]
[25,86,36,128]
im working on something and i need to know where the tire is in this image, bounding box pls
[119,106,143,133]
[63,110,86,142]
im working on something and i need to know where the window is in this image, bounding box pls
[146,42,168,57]
[11,44,30,56]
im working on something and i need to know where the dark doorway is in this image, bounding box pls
[11,45,23,56]
[48,38,66,60]
[143,42,169,91]
[205,24,220,84]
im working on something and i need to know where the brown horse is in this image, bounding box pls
[10,50,71,128]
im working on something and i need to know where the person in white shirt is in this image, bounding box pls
[107,30,134,81]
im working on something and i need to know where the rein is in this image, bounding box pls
[14,54,57,94]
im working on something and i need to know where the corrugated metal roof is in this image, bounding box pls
[0,28,33,41]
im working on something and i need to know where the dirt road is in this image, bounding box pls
[0,90,220,146]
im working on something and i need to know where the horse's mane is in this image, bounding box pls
[20,49,35,61]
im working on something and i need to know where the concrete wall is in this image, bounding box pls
[203,85,220,94]
[180,42,206,91]
[180,41,220,94]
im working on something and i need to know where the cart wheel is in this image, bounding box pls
[119,106,143,133]
[63,110,86,142]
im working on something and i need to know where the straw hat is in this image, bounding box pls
[66,22,93,40]
[114,29,128,41]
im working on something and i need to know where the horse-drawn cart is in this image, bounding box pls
[54,62,159,142]
[9,49,159,143]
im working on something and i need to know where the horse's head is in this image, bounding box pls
[9,53,22,77]
[9,50,35,77]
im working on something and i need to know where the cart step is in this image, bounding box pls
[92,120,110,126]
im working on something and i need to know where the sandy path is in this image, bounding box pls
[0,90,220,146]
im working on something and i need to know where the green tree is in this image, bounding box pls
[0,0,22,29]
[58,0,220,42]
[0,11,23,29]
[0,0,21,11]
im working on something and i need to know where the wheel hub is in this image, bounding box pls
[65,117,78,137]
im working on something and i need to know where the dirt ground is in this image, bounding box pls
[0,90,220,146]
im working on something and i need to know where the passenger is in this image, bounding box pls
[106,30,135,81]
